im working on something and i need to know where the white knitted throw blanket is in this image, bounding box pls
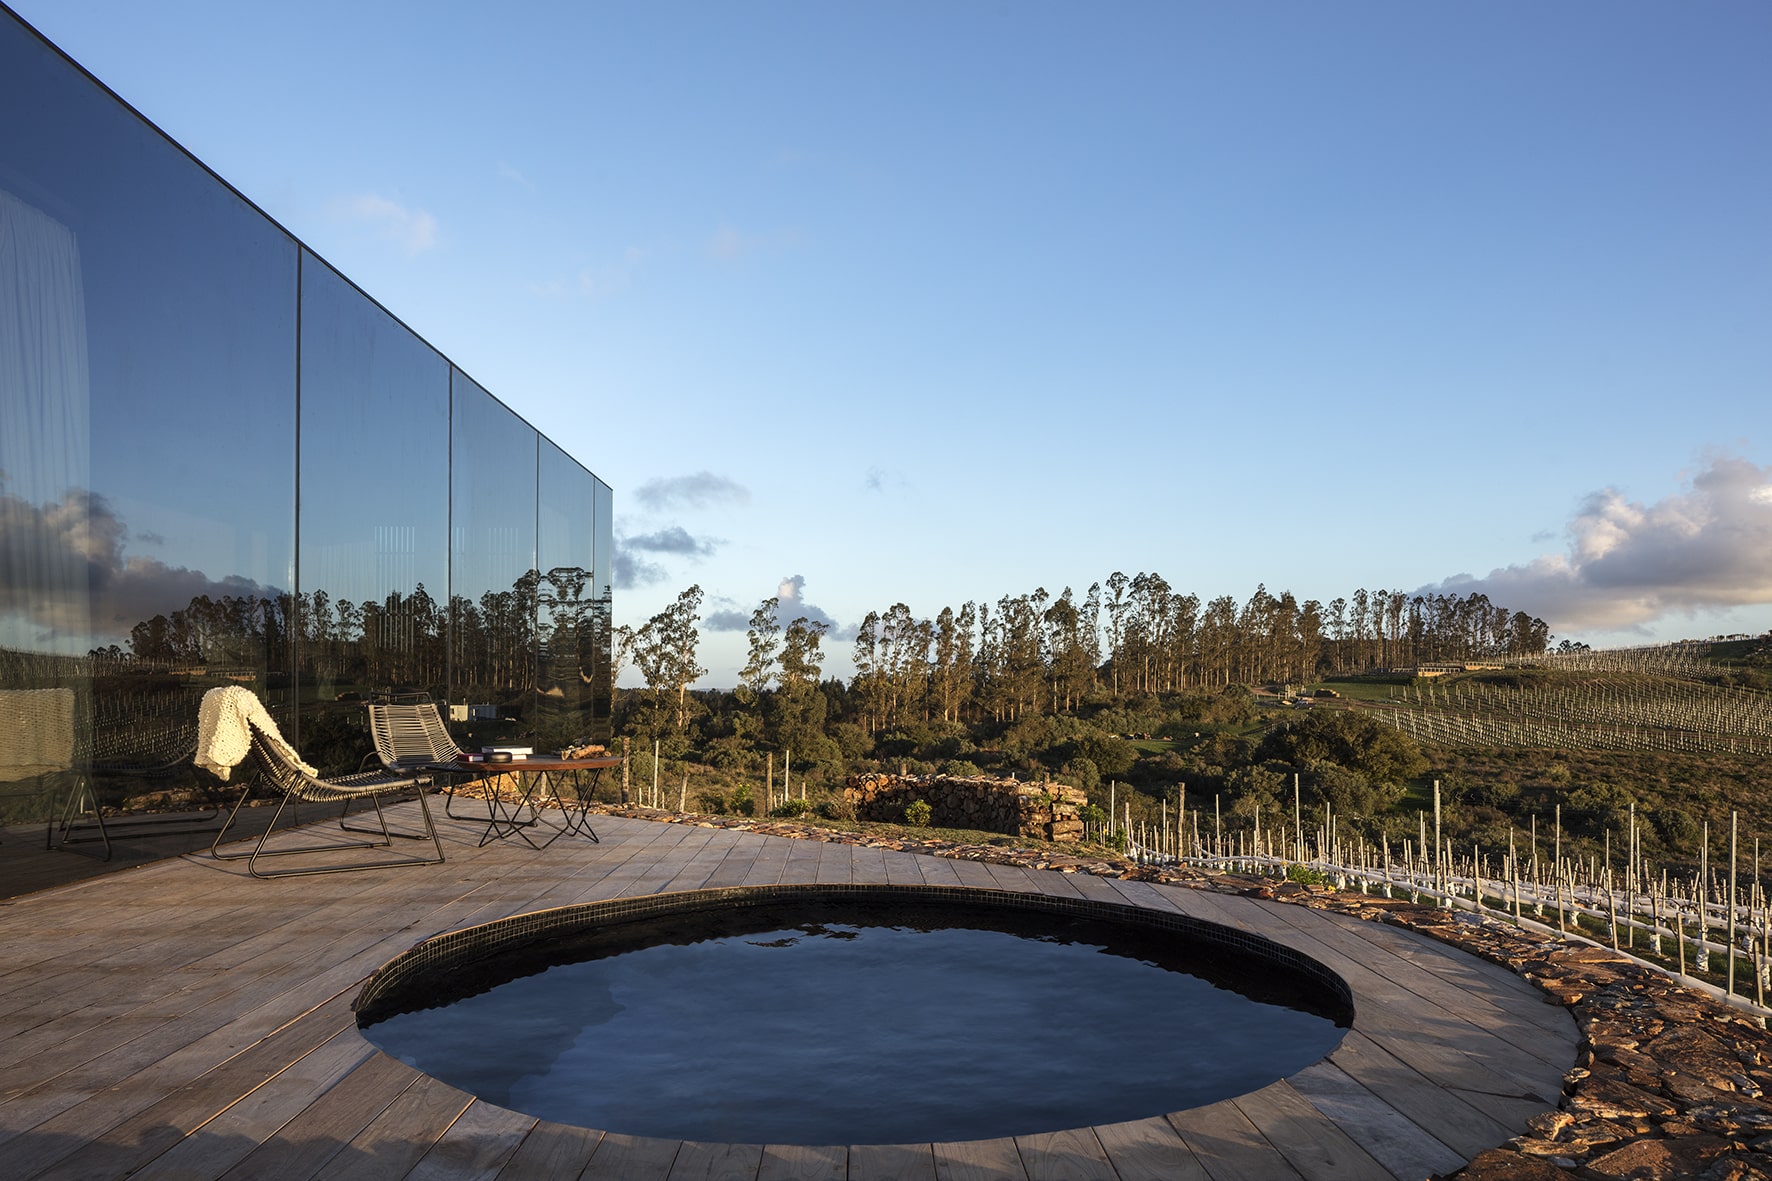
[195,686,317,782]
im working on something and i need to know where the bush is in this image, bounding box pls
[1651,805,1700,850]
[1285,863,1332,886]
[817,794,856,821]
[770,798,812,818]
[940,759,984,778]
[903,799,933,827]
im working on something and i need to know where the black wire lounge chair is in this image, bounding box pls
[364,700,522,827]
[212,717,444,879]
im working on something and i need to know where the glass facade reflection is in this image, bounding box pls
[0,5,611,822]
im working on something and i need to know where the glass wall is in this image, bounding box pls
[1,3,297,817]
[0,4,610,826]
[448,371,538,730]
[296,251,450,764]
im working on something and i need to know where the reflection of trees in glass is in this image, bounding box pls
[127,592,292,670]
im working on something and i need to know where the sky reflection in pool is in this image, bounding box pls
[362,907,1346,1144]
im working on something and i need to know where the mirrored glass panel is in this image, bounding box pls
[536,442,596,749]
[297,251,449,766]
[449,372,537,727]
[591,477,614,738]
[2,11,296,820]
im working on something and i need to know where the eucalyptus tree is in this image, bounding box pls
[773,614,831,758]
[629,584,707,731]
[878,603,932,726]
[930,603,977,724]
[1042,587,1093,712]
[739,596,781,702]
[1104,571,1130,697]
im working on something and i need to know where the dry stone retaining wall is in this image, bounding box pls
[844,772,1087,842]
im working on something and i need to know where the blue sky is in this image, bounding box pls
[16,0,1772,684]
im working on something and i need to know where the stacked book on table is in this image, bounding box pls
[460,746,533,763]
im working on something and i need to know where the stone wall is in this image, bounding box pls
[844,772,1087,842]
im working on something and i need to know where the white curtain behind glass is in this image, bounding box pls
[0,187,92,652]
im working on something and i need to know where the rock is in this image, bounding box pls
[1584,1133,1732,1178]
[1448,1147,1578,1179]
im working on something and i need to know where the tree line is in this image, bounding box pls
[616,577,1550,741]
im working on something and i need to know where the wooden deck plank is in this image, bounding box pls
[1229,1082,1395,1181]
[980,863,1040,894]
[308,1070,473,1181]
[492,1120,603,1181]
[739,838,794,886]
[931,1136,1027,1180]
[848,847,893,886]
[1090,1118,1211,1181]
[879,850,928,886]
[1018,870,1086,900]
[814,839,854,885]
[668,1139,765,1180]
[1,989,361,1172]
[207,1051,419,1180]
[944,860,1003,891]
[1254,901,1577,1057]
[1166,1099,1308,1181]
[1060,871,1135,907]
[1013,1127,1116,1181]
[1236,912,1576,1096]
[847,1142,938,1181]
[1323,1030,1517,1159]
[758,1142,846,1180]
[699,840,768,890]
[652,831,746,895]
[779,840,824,886]
[577,1131,682,1181]
[33,1027,375,1181]
[1286,1060,1463,1181]
[910,854,964,886]
[401,1101,536,1181]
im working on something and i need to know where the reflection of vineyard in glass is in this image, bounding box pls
[1373,671,1772,754]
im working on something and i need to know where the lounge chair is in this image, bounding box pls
[204,688,444,878]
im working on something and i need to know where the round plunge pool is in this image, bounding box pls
[354,885,1353,1145]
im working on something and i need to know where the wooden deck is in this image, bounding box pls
[0,805,1579,1180]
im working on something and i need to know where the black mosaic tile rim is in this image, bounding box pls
[353,883,1355,1024]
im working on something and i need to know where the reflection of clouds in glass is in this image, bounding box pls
[2,188,93,652]
[0,486,274,650]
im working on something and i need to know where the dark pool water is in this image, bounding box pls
[360,900,1347,1144]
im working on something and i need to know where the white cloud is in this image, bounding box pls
[634,472,751,512]
[497,160,533,189]
[776,573,856,640]
[331,193,438,255]
[1422,454,1772,634]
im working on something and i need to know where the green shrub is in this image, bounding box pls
[903,799,933,827]
[817,794,856,821]
[1285,864,1332,886]
[770,798,812,818]
[939,758,984,778]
